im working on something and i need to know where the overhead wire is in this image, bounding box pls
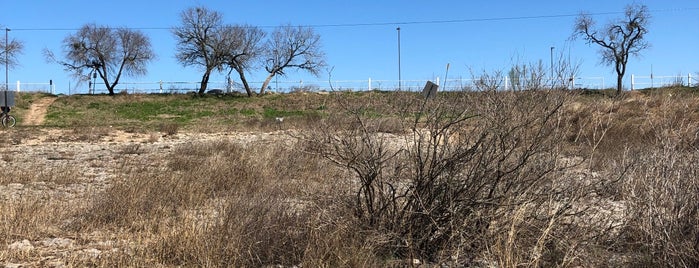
[7,7,698,32]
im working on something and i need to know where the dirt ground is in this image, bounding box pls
[0,98,296,267]
[23,97,57,126]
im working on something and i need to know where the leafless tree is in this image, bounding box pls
[46,24,155,95]
[507,60,548,91]
[573,4,650,95]
[0,28,24,81]
[221,25,265,97]
[173,6,228,95]
[260,25,326,95]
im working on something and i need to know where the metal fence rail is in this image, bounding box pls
[631,74,696,90]
[9,74,695,95]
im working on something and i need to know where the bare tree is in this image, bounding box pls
[222,25,265,97]
[0,28,24,81]
[47,24,155,95]
[260,25,326,95]
[173,6,228,95]
[573,4,650,95]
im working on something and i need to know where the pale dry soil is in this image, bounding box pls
[23,97,57,126]
[1,97,301,266]
[0,126,297,267]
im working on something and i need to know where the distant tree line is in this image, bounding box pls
[10,4,652,96]
[41,6,325,96]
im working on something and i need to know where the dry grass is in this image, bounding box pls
[2,86,699,267]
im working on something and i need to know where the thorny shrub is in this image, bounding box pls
[307,85,620,265]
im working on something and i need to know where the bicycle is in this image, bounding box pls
[1,112,16,127]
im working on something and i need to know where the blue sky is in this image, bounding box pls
[2,0,698,94]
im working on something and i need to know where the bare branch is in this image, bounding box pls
[172,6,226,94]
[0,37,24,69]
[47,24,154,95]
[260,25,326,95]
[221,25,266,97]
[573,4,650,94]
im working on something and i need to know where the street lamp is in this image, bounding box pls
[550,46,554,88]
[396,27,401,91]
[5,28,9,92]
[5,28,10,109]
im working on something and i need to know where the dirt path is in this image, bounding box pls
[23,97,57,126]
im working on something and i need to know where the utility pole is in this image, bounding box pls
[397,27,401,91]
[5,28,10,108]
[550,46,554,88]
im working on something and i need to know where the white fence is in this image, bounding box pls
[2,81,55,94]
[8,74,696,95]
[631,74,697,90]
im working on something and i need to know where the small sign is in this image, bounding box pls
[0,91,15,107]
[422,81,438,99]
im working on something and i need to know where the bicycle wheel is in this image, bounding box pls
[2,115,16,127]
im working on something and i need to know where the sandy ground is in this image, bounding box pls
[1,99,298,266]
[22,97,57,126]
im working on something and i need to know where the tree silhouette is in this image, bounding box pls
[574,4,650,95]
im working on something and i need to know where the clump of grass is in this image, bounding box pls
[158,122,179,136]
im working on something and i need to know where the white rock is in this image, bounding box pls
[7,183,23,190]
[42,237,74,248]
[83,248,102,258]
[7,239,34,251]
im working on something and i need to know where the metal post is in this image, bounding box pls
[650,64,654,89]
[5,28,10,108]
[397,27,401,91]
[688,73,692,87]
[550,46,554,88]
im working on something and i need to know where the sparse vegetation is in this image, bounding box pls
[2,86,699,267]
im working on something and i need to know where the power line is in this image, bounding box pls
[9,7,699,31]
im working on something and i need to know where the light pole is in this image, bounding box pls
[5,28,10,108]
[5,28,9,92]
[550,46,554,88]
[397,27,401,91]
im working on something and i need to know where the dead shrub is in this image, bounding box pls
[307,86,605,265]
[159,122,179,136]
[0,197,68,245]
[613,107,699,267]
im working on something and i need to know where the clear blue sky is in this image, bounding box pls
[3,0,698,94]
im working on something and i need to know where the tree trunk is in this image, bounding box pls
[100,74,116,96]
[235,68,254,97]
[616,75,623,96]
[615,61,626,96]
[259,74,275,95]
[199,70,211,95]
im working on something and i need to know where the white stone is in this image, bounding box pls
[82,248,102,258]
[42,237,74,248]
[7,239,34,251]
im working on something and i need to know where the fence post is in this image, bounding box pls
[368,77,371,91]
[631,74,635,91]
[689,73,692,87]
